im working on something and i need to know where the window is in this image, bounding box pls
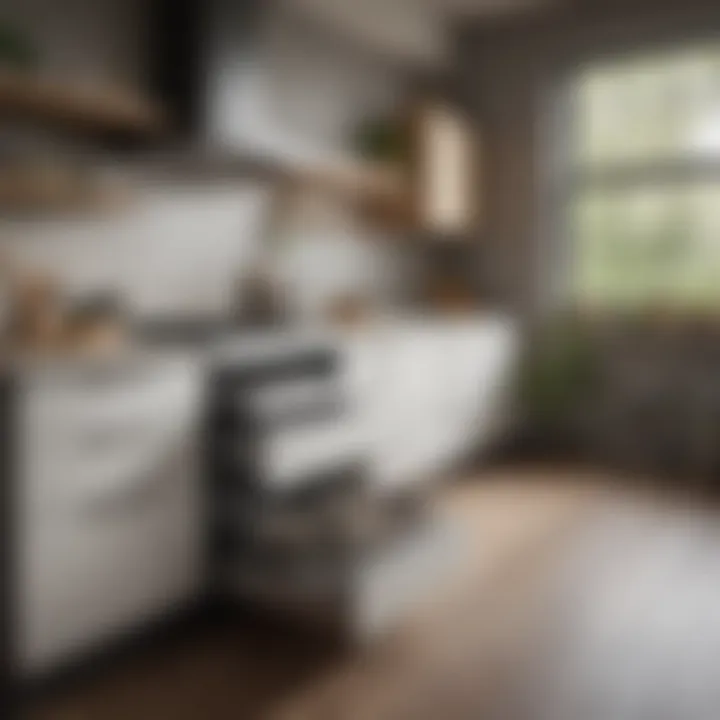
[570,47,720,309]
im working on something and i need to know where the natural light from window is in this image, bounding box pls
[571,46,720,310]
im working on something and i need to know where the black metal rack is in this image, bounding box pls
[206,346,368,608]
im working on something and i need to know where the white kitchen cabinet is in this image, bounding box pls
[337,316,518,493]
[15,356,205,676]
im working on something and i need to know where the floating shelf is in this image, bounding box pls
[0,185,129,216]
[292,161,406,203]
[118,150,407,205]
[0,161,130,216]
[0,69,164,140]
[116,150,289,184]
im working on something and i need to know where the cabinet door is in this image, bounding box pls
[366,325,447,491]
[339,326,443,444]
[19,449,201,675]
[17,364,204,675]
[443,320,519,444]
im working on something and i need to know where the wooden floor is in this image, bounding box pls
[28,467,720,720]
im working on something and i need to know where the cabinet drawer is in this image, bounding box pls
[21,367,202,512]
[18,451,201,675]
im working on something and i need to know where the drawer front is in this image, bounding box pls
[261,421,363,490]
[21,363,203,513]
[18,445,202,674]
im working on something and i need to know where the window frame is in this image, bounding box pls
[550,41,720,314]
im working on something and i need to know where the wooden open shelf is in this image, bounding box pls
[280,160,410,231]
[0,168,130,216]
[0,69,164,140]
[292,161,406,203]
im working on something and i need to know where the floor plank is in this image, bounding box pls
[31,467,720,720]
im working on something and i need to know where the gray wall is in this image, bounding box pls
[0,0,146,88]
[0,1,407,320]
[457,0,720,317]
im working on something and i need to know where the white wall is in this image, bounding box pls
[0,0,408,321]
[0,184,271,318]
[0,182,406,320]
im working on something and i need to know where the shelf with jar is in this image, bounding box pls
[345,98,480,237]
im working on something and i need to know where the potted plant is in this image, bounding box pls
[517,314,600,458]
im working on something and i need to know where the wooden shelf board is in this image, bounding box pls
[291,161,406,202]
[0,70,164,139]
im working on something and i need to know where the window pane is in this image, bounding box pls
[572,184,720,308]
[575,48,720,166]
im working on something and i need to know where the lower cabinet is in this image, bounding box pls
[8,318,518,676]
[340,316,518,493]
[14,359,205,678]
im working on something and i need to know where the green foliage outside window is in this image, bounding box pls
[571,47,720,310]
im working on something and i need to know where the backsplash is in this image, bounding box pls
[0,183,268,318]
[0,182,407,321]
